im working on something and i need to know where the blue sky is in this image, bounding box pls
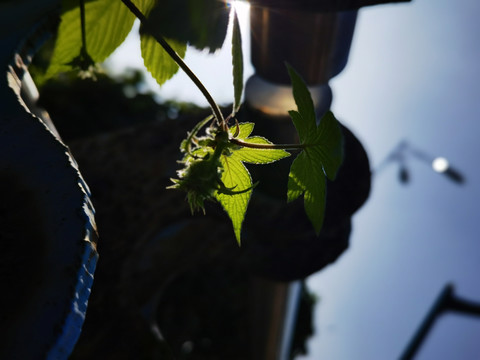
[299,0,480,358]
[107,0,480,358]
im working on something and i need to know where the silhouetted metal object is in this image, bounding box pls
[442,167,465,184]
[246,0,411,115]
[249,7,357,85]
[400,284,480,360]
[245,5,356,115]
[0,14,98,359]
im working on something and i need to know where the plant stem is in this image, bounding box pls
[120,0,225,126]
[229,137,306,151]
[79,0,87,51]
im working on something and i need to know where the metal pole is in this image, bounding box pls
[400,284,480,360]
[400,284,453,360]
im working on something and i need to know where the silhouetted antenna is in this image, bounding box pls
[374,140,465,185]
[400,283,480,360]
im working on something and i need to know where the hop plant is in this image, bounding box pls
[48,0,344,244]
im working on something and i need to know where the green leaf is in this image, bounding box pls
[140,34,187,86]
[136,0,188,86]
[286,64,344,234]
[287,146,327,234]
[47,0,137,78]
[180,115,213,154]
[231,9,243,115]
[134,0,157,15]
[310,111,344,181]
[286,64,316,135]
[215,123,290,244]
[215,156,252,245]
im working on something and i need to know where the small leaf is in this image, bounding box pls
[229,123,290,165]
[288,149,326,234]
[286,64,344,234]
[286,63,316,135]
[47,0,137,78]
[231,9,243,115]
[140,33,187,86]
[234,122,254,138]
[288,110,311,143]
[215,123,290,244]
[311,111,344,181]
[180,115,213,154]
[215,157,252,244]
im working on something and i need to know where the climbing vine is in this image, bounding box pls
[46,0,344,244]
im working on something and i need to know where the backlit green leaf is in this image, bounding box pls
[287,147,327,234]
[140,34,186,86]
[229,123,290,164]
[231,9,243,114]
[286,64,344,234]
[215,123,290,244]
[215,156,251,245]
[134,0,157,15]
[47,0,137,78]
[286,63,316,136]
[135,0,188,86]
[310,111,344,181]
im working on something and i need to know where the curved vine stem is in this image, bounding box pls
[120,0,225,126]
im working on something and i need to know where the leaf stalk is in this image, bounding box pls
[229,137,306,151]
[120,0,225,126]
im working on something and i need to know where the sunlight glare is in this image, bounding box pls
[227,0,248,12]
[228,0,250,23]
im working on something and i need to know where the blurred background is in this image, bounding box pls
[33,0,480,358]
[105,0,480,358]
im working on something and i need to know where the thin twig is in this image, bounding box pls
[120,0,225,126]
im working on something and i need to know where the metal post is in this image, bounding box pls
[400,284,480,360]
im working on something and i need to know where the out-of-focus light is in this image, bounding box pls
[431,156,465,184]
[432,157,449,173]
[245,75,331,116]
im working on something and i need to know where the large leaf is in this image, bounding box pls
[215,123,290,244]
[286,64,344,234]
[46,0,137,78]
